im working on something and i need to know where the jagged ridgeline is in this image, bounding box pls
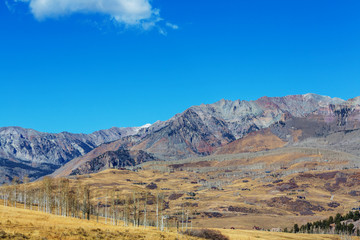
[0,93,360,184]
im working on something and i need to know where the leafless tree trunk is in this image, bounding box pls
[133,192,137,227]
[12,177,20,208]
[143,193,147,228]
[42,177,53,214]
[110,190,115,225]
[124,196,129,227]
[156,192,159,229]
[23,175,29,209]
[137,194,140,227]
[97,202,99,223]
[105,192,108,224]
[82,185,91,220]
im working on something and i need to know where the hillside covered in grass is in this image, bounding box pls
[0,203,349,240]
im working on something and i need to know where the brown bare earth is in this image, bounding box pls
[215,129,286,155]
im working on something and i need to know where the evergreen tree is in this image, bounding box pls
[354,211,360,221]
[335,213,342,223]
[347,223,354,235]
[294,224,299,233]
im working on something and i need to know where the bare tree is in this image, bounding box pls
[42,177,53,214]
[23,175,29,209]
[81,185,91,220]
[105,191,108,224]
[156,192,159,229]
[156,192,165,231]
[12,177,20,208]
[143,192,148,228]
[110,189,115,225]
[133,191,137,227]
[2,184,10,207]
[124,195,129,227]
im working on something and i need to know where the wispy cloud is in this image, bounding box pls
[166,22,179,30]
[5,0,171,31]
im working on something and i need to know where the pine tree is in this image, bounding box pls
[294,224,299,233]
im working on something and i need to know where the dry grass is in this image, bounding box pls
[5,147,360,235]
[220,229,353,240]
[0,204,351,240]
[0,204,198,240]
[21,167,360,230]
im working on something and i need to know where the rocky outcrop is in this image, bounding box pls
[132,108,236,159]
[70,148,156,175]
[269,101,360,155]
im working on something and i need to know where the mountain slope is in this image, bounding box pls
[55,94,360,178]
[70,148,156,176]
[0,125,150,183]
[130,94,348,159]
[215,129,286,154]
[269,99,360,154]
[2,93,360,182]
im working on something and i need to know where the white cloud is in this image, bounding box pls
[7,0,161,28]
[6,0,180,34]
[5,0,29,13]
[166,22,179,30]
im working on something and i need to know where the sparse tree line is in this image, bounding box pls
[0,176,195,232]
[285,211,360,236]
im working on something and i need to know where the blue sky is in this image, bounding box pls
[1,0,360,133]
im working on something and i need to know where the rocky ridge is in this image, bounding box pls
[0,124,151,183]
[1,94,360,183]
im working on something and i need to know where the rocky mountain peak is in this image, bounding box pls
[346,97,360,106]
[1,93,359,184]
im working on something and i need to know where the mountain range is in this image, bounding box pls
[1,93,359,184]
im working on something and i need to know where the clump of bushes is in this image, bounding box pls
[75,227,88,237]
[0,231,7,238]
[146,182,158,189]
[0,230,29,239]
[182,229,229,240]
[169,193,183,200]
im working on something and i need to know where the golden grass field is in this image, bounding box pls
[3,147,360,239]
[0,203,198,240]
[0,203,353,240]
[61,165,360,230]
